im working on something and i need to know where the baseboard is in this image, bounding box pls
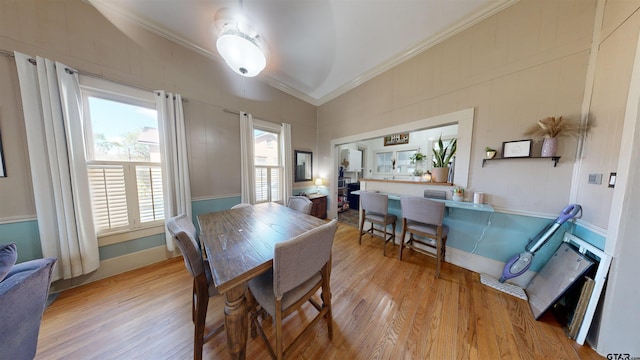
[50,246,176,292]
[446,247,535,288]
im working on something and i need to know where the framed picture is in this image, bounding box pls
[384,133,409,146]
[502,139,532,158]
[0,130,6,177]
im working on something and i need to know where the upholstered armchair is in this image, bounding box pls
[0,253,57,360]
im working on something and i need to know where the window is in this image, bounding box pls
[396,149,418,174]
[375,148,419,175]
[376,151,393,173]
[81,86,164,235]
[254,126,282,203]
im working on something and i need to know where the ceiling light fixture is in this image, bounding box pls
[216,22,267,77]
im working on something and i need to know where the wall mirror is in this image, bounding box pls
[294,150,313,182]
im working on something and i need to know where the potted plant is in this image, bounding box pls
[485,147,497,159]
[432,136,457,183]
[410,151,426,177]
[524,116,587,157]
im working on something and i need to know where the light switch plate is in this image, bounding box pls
[588,174,603,185]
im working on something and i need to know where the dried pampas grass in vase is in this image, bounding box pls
[524,116,587,157]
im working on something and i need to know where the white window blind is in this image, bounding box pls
[270,167,281,203]
[88,164,129,231]
[87,162,163,234]
[255,166,282,204]
[136,165,164,223]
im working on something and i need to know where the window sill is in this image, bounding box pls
[98,224,165,247]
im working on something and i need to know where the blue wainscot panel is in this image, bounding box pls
[99,233,166,260]
[572,224,606,250]
[192,196,241,232]
[0,220,42,263]
[444,210,572,272]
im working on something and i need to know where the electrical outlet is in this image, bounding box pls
[588,173,603,185]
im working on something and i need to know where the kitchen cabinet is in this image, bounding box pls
[341,149,362,171]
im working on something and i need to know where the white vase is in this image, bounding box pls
[541,137,558,157]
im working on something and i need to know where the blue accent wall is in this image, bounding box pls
[98,234,166,260]
[572,224,606,249]
[0,220,42,263]
[0,195,606,273]
[443,210,571,272]
[191,196,241,232]
[383,197,582,272]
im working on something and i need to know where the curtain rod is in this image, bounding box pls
[1,48,187,102]
[224,109,278,125]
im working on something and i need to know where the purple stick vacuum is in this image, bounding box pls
[499,204,582,283]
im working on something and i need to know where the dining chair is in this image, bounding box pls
[166,215,224,360]
[247,219,338,360]
[358,191,397,256]
[287,196,313,214]
[398,196,449,278]
[231,203,252,209]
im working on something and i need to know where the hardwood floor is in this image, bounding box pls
[35,223,603,359]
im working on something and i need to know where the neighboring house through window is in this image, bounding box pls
[254,121,282,203]
[80,78,164,236]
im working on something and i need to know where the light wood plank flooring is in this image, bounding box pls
[35,223,603,359]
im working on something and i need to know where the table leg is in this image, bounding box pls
[223,284,248,360]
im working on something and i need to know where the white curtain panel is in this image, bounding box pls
[14,52,99,281]
[156,91,191,252]
[240,112,256,204]
[281,123,293,200]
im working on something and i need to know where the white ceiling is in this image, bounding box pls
[88,0,515,105]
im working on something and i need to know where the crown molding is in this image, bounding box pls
[86,0,221,62]
[86,0,519,107]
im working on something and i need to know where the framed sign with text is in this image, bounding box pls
[384,133,409,146]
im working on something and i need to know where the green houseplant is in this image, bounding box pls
[431,136,457,183]
[485,146,497,159]
[409,152,426,176]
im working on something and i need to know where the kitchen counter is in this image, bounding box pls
[351,190,494,212]
[361,178,452,186]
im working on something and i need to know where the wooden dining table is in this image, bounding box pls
[197,202,327,360]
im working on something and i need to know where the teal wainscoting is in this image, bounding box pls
[383,198,589,273]
[444,210,570,272]
[2,195,608,272]
[572,224,606,250]
[292,187,325,196]
[0,219,42,263]
[0,196,241,263]
[191,196,241,232]
[98,233,166,260]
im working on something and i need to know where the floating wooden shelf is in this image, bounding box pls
[482,156,561,167]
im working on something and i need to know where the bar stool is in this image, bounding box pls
[399,196,449,278]
[359,191,397,256]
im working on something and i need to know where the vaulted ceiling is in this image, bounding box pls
[88,0,515,105]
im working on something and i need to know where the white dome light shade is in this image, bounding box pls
[216,26,267,77]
